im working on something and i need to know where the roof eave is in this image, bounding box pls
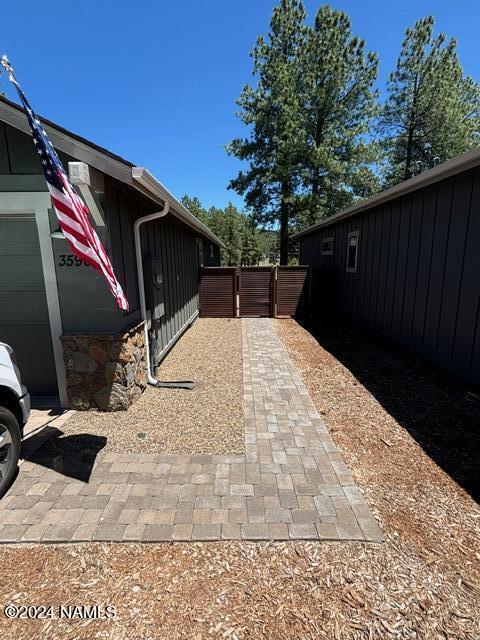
[0,96,224,247]
[292,146,480,240]
[132,168,225,248]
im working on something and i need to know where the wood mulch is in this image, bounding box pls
[276,317,480,637]
[0,318,478,640]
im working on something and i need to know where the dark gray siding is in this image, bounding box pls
[202,240,221,267]
[299,167,480,383]
[140,214,201,363]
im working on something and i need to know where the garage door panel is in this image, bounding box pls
[0,256,45,290]
[0,291,50,324]
[0,212,57,394]
[0,215,39,252]
[0,325,57,394]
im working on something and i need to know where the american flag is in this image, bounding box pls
[1,57,129,311]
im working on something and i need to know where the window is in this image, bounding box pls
[321,237,334,255]
[346,231,359,272]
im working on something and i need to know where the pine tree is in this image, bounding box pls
[221,204,243,266]
[298,5,379,226]
[240,221,261,265]
[180,195,208,225]
[380,16,480,185]
[227,0,306,264]
[182,196,262,266]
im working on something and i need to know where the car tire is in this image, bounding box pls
[0,407,21,499]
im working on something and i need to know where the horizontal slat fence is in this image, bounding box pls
[199,266,309,318]
[199,267,237,317]
[275,266,309,317]
[240,267,273,317]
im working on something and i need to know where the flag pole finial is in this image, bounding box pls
[0,55,13,75]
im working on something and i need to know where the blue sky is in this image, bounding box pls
[2,1,479,210]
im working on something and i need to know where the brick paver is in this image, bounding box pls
[0,319,382,543]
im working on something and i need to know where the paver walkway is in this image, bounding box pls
[0,319,382,543]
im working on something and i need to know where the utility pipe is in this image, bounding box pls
[133,203,170,386]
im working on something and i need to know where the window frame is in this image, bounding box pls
[346,231,359,273]
[321,236,334,256]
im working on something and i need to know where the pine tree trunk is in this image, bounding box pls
[404,125,414,181]
[404,75,418,181]
[311,170,320,226]
[279,181,289,265]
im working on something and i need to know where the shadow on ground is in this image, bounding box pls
[22,429,107,483]
[302,317,480,503]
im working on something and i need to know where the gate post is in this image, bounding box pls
[235,268,240,318]
[271,266,278,318]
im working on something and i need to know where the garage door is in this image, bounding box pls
[0,213,58,395]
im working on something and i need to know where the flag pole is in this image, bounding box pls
[0,54,129,311]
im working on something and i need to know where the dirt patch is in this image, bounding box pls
[54,318,244,455]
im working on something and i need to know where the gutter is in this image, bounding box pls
[292,145,480,239]
[132,167,225,249]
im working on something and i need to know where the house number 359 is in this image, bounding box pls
[58,254,88,267]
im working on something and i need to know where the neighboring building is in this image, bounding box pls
[0,96,222,410]
[293,147,480,385]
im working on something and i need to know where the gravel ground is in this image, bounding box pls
[54,318,244,455]
[1,319,478,640]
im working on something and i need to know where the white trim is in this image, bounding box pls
[346,231,359,273]
[35,205,68,406]
[76,185,105,227]
[0,193,68,406]
[321,236,334,256]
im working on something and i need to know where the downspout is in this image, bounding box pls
[133,203,194,389]
[134,205,169,386]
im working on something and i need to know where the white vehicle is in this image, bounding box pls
[0,343,30,498]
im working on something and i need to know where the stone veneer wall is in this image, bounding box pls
[61,322,147,411]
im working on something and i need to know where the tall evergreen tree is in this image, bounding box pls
[221,204,243,266]
[182,196,262,266]
[181,195,208,225]
[380,16,480,185]
[240,221,262,266]
[227,0,306,264]
[297,5,379,226]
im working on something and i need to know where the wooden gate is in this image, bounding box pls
[199,267,237,317]
[239,267,273,317]
[199,266,310,318]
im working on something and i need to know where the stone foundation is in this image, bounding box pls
[61,322,147,411]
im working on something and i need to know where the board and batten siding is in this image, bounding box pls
[140,213,201,364]
[299,166,480,384]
